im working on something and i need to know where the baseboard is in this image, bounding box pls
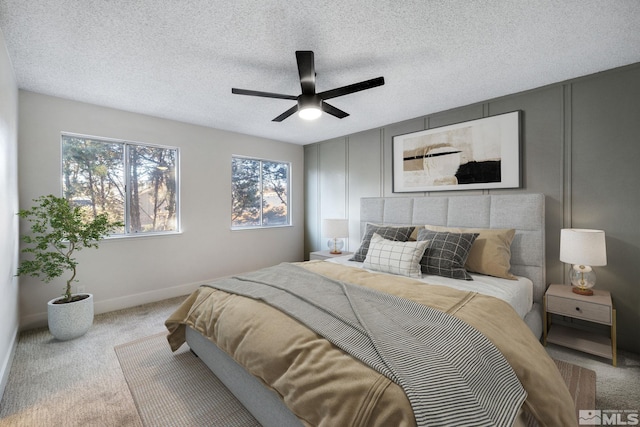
[19,280,208,331]
[92,281,202,314]
[0,325,19,402]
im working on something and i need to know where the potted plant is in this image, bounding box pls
[17,194,123,340]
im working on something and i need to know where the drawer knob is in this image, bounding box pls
[575,307,580,311]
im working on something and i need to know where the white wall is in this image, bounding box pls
[0,28,19,400]
[18,91,305,328]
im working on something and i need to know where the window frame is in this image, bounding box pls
[231,154,292,230]
[61,132,181,237]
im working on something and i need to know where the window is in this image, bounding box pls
[232,156,290,228]
[62,134,179,235]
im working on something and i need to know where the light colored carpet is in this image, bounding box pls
[115,332,259,427]
[0,296,186,427]
[1,296,638,426]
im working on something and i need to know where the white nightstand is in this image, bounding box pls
[543,284,616,366]
[309,250,353,261]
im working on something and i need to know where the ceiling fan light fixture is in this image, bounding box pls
[298,106,322,120]
[298,94,322,120]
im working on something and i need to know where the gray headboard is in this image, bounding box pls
[360,193,546,304]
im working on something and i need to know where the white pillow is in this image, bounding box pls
[363,233,429,278]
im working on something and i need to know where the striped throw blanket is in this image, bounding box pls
[207,263,526,427]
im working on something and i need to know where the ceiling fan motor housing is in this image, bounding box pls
[298,94,322,110]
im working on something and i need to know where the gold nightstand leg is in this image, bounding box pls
[542,295,548,345]
[612,308,617,367]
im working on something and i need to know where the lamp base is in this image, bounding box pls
[327,238,344,254]
[572,287,594,296]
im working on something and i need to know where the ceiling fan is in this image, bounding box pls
[232,51,385,122]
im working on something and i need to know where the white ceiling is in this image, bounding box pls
[1,1,639,145]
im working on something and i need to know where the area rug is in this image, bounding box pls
[554,359,597,414]
[523,359,595,426]
[114,332,259,427]
[116,333,596,426]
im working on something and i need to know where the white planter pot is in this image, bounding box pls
[47,293,94,341]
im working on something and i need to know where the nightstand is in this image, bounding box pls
[543,284,616,366]
[309,250,353,261]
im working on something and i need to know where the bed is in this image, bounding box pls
[165,193,577,427]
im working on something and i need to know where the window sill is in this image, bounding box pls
[230,224,294,231]
[105,230,183,240]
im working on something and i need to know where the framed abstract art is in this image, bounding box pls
[392,111,521,193]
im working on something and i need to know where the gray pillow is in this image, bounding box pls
[417,229,479,280]
[350,224,416,262]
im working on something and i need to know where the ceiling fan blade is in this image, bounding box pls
[321,102,349,119]
[232,88,297,100]
[318,76,385,100]
[296,51,316,95]
[272,105,299,122]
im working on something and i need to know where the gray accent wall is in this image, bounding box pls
[304,63,640,354]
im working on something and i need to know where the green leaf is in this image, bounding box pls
[16,195,124,298]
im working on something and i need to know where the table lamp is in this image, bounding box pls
[559,228,607,296]
[323,218,348,254]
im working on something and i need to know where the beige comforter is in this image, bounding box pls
[166,261,577,427]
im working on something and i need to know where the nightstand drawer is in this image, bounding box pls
[546,294,612,324]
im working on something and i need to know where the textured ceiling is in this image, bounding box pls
[1,1,639,145]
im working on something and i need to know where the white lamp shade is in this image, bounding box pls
[559,229,607,266]
[322,219,348,238]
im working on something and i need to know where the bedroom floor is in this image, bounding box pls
[0,296,185,426]
[545,343,640,411]
[1,296,638,426]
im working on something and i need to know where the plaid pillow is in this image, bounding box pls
[350,224,416,262]
[363,233,429,278]
[424,225,516,279]
[417,229,479,280]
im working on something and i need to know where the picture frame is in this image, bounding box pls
[392,111,521,193]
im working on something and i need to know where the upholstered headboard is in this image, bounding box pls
[360,193,546,305]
